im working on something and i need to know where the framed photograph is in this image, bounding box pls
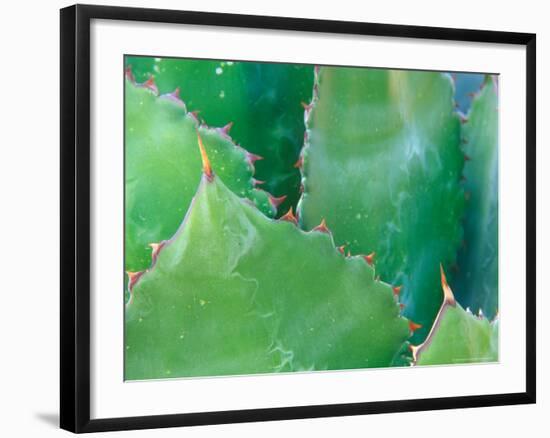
[60,4,536,433]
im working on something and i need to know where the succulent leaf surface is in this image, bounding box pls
[297,67,465,341]
[452,73,486,114]
[412,267,498,366]
[454,76,499,318]
[125,78,273,273]
[125,170,410,380]
[126,56,314,215]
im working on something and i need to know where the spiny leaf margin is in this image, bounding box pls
[296,65,466,342]
[125,162,413,380]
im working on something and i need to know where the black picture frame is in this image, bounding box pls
[60,4,536,433]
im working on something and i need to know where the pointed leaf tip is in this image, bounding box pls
[127,271,144,291]
[294,156,304,169]
[196,131,213,181]
[222,121,233,134]
[246,152,263,165]
[217,122,233,139]
[313,218,330,234]
[280,207,298,225]
[364,252,375,266]
[125,65,135,83]
[268,194,287,209]
[149,241,166,264]
[393,285,402,296]
[160,87,185,107]
[141,76,159,95]
[408,320,422,333]
[338,245,346,255]
[439,264,456,306]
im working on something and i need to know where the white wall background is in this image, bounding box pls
[0,0,546,436]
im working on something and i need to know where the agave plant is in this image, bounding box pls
[124,57,499,380]
[296,66,466,341]
[126,56,313,216]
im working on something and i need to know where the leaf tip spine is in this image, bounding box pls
[196,130,214,181]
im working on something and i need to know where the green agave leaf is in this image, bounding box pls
[125,168,410,380]
[454,76,499,319]
[452,73,485,114]
[125,77,276,274]
[412,267,498,366]
[297,67,465,341]
[126,56,314,215]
